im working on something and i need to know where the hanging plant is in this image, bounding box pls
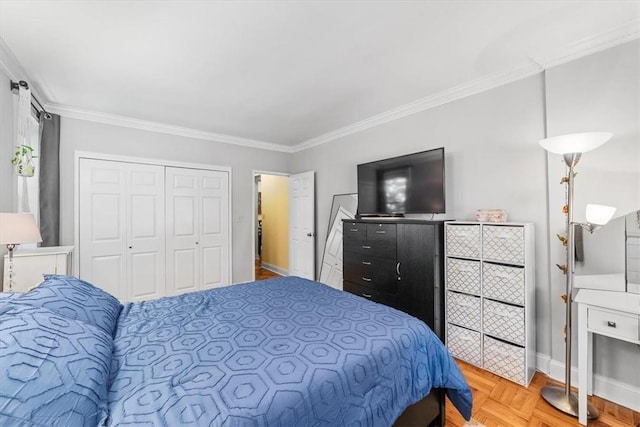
[11,144,36,177]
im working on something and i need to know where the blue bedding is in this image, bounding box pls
[1,275,471,426]
[106,276,472,426]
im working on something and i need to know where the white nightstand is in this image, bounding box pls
[575,288,640,425]
[2,246,74,292]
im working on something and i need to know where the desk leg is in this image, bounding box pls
[578,303,588,425]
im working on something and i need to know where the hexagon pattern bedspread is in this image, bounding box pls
[107,277,472,426]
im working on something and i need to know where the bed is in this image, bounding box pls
[0,275,472,426]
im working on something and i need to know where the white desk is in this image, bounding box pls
[575,289,640,425]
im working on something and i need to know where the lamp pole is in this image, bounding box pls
[540,152,598,419]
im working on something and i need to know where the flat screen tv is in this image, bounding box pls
[357,147,445,216]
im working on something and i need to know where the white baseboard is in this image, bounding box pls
[536,353,640,412]
[260,262,288,277]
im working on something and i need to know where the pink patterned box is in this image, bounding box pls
[475,209,507,223]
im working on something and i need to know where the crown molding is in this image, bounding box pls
[291,61,544,153]
[0,37,49,104]
[529,19,640,70]
[46,104,295,153]
[291,19,640,153]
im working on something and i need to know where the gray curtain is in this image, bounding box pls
[38,113,60,247]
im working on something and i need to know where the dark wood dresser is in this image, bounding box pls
[342,218,445,341]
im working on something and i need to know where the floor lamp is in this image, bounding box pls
[0,213,43,291]
[538,132,617,419]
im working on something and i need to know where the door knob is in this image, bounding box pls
[306,232,314,237]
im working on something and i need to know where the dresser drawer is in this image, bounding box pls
[483,262,525,305]
[343,222,367,242]
[446,258,481,295]
[483,335,526,385]
[446,292,481,331]
[344,239,396,258]
[366,223,396,241]
[344,281,396,307]
[446,224,481,258]
[482,225,524,264]
[588,307,640,342]
[447,324,482,366]
[483,299,525,346]
[343,252,398,294]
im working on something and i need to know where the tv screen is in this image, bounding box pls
[357,147,445,216]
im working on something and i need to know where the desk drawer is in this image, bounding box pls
[588,307,640,342]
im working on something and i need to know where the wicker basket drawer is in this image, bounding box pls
[446,224,481,258]
[447,324,482,366]
[482,225,524,264]
[483,262,525,305]
[447,291,481,331]
[483,336,526,385]
[483,299,525,345]
[447,258,481,295]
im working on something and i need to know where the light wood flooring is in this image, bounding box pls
[446,359,640,427]
[252,263,638,426]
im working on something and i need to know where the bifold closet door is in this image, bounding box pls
[79,159,166,301]
[165,167,230,295]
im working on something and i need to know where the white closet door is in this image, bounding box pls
[126,164,166,301]
[166,167,200,295]
[199,170,230,290]
[79,159,127,300]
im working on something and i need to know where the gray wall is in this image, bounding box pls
[59,118,289,284]
[291,74,551,354]
[290,40,640,395]
[545,40,640,386]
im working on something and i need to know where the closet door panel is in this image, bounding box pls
[166,167,200,295]
[127,164,165,301]
[199,170,230,288]
[79,159,127,300]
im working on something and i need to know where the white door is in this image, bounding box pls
[319,206,351,289]
[289,171,315,279]
[199,170,230,289]
[166,168,200,295]
[126,165,166,301]
[79,159,165,301]
[166,167,230,294]
[79,159,127,299]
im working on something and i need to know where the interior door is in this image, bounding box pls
[126,164,166,301]
[79,159,127,300]
[289,171,315,279]
[166,167,200,295]
[319,205,350,289]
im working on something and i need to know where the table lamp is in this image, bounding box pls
[0,213,43,291]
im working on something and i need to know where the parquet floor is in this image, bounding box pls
[446,360,640,427]
[255,259,281,280]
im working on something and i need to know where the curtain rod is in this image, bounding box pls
[10,80,52,120]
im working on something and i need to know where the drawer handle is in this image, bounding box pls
[494,233,514,239]
[349,228,359,232]
[362,293,372,298]
[362,277,372,282]
[361,261,372,265]
[453,232,470,237]
[456,302,474,308]
[460,335,474,342]
[458,266,475,273]
[362,245,371,249]
[607,321,617,328]
[494,272,513,279]
[375,230,386,234]
[493,309,516,319]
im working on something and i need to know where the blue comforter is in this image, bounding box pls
[106,277,472,426]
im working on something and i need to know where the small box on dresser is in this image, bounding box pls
[444,221,535,386]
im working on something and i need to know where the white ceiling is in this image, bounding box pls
[1,1,639,151]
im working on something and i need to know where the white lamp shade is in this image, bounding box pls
[585,204,616,226]
[539,132,613,155]
[0,213,43,245]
